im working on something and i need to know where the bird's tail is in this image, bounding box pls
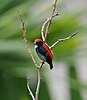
[49,63,53,70]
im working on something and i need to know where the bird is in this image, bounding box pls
[34,39,53,69]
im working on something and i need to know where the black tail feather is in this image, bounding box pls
[49,63,53,70]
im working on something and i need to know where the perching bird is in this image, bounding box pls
[34,39,53,69]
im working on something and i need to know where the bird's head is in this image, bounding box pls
[34,39,43,47]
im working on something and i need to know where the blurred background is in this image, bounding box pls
[0,0,87,100]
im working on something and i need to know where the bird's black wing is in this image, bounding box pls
[36,46,47,57]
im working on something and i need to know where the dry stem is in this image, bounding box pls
[17,9,45,100]
[35,62,44,100]
[50,31,78,49]
[16,9,38,68]
[44,0,58,41]
[27,78,35,100]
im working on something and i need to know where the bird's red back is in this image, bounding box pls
[43,43,53,60]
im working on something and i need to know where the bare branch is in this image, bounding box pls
[41,18,49,41]
[27,78,35,100]
[35,62,44,100]
[16,9,39,68]
[41,12,59,41]
[44,0,58,41]
[50,31,78,49]
[17,9,45,100]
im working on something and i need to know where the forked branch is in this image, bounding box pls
[17,9,44,100]
[41,12,59,41]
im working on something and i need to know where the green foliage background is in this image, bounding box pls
[0,0,87,100]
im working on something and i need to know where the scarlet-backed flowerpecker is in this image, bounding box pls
[34,39,53,69]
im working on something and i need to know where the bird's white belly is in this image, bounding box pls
[37,52,46,62]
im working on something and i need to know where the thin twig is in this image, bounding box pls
[41,12,59,41]
[44,0,58,41]
[50,31,78,49]
[35,62,44,100]
[27,78,35,100]
[16,9,39,68]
